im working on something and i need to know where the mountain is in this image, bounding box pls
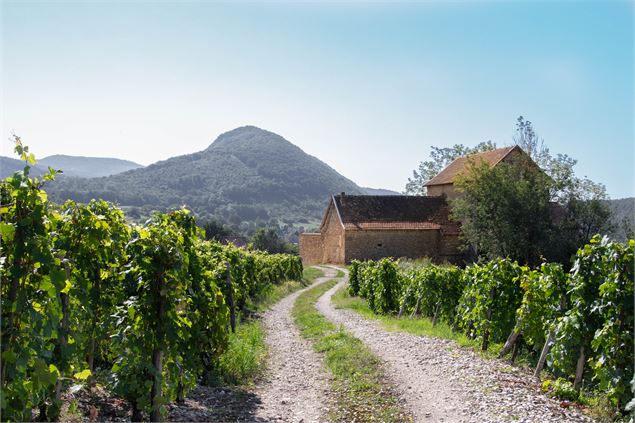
[1,155,142,179]
[606,197,634,241]
[362,187,400,196]
[39,155,143,178]
[0,156,46,178]
[45,126,365,233]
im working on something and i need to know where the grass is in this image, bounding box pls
[292,278,412,422]
[213,319,267,386]
[212,266,325,386]
[331,286,504,359]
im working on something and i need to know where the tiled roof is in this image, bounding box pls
[343,221,441,230]
[329,195,459,232]
[425,146,518,187]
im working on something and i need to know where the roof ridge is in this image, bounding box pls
[424,145,521,187]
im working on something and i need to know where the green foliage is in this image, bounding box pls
[213,321,267,386]
[514,263,569,350]
[348,260,361,296]
[550,236,634,408]
[355,259,402,314]
[452,156,554,266]
[349,236,634,413]
[401,265,464,325]
[410,117,613,265]
[542,378,579,401]
[456,259,524,347]
[200,218,232,241]
[0,136,63,421]
[1,139,305,421]
[250,227,298,254]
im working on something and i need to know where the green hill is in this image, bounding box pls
[0,156,47,178]
[45,126,364,234]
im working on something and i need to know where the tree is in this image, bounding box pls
[250,227,297,254]
[404,141,496,195]
[451,155,554,266]
[201,218,231,241]
[512,116,612,261]
[450,117,613,265]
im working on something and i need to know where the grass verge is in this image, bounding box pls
[292,278,413,422]
[212,266,325,386]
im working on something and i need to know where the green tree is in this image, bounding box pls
[404,141,496,195]
[201,218,232,241]
[250,227,297,254]
[451,154,554,265]
[511,116,612,261]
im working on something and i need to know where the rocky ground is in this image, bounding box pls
[249,267,335,422]
[315,266,595,423]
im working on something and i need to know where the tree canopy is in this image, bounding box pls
[410,116,614,265]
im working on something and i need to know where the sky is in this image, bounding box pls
[1,1,633,198]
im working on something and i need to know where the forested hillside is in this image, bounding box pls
[45,126,364,235]
[607,197,634,240]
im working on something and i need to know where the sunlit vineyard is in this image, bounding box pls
[0,141,302,421]
[349,237,634,413]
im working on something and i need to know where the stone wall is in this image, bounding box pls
[299,233,323,265]
[438,233,466,263]
[427,183,458,199]
[321,206,345,263]
[344,229,441,263]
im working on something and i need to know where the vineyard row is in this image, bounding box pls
[0,149,303,422]
[348,236,634,413]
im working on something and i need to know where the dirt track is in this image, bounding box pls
[314,266,593,423]
[250,267,337,422]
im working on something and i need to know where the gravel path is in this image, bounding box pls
[251,267,337,422]
[315,266,594,423]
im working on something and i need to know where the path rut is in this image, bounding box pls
[315,267,594,423]
[251,267,337,422]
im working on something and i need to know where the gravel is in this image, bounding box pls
[250,267,338,422]
[315,266,595,423]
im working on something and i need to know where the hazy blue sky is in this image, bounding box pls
[1,1,633,198]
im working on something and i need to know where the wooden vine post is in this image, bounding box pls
[226,262,236,333]
[410,294,423,319]
[150,272,166,423]
[573,345,586,391]
[482,287,496,351]
[397,288,411,318]
[533,331,554,378]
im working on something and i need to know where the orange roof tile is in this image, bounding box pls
[343,221,442,230]
[424,146,518,186]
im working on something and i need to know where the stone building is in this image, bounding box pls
[299,194,462,264]
[299,145,529,264]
